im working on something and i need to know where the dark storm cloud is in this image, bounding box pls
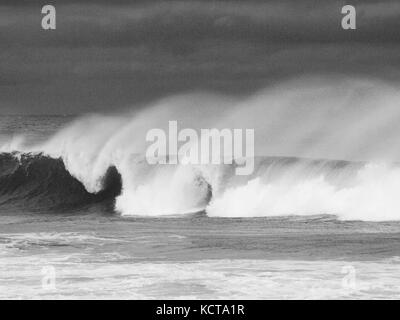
[0,0,399,114]
[1,0,400,47]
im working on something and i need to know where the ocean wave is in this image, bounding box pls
[0,153,121,212]
[2,77,400,220]
[2,151,400,221]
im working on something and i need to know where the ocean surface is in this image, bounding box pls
[1,115,400,299]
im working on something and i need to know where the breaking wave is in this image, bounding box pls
[2,76,400,221]
[0,153,121,212]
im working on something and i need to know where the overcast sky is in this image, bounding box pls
[0,0,400,114]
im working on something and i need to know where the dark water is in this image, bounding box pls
[1,116,400,299]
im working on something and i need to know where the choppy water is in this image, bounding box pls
[1,115,400,299]
[2,213,400,299]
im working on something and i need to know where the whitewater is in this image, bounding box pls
[2,77,400,221]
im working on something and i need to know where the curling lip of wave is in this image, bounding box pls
[0,152,122,212]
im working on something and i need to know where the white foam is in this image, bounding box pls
[208,163,400,221]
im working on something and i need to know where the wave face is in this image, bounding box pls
[0,153,121,212]
[3,77,400,221]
